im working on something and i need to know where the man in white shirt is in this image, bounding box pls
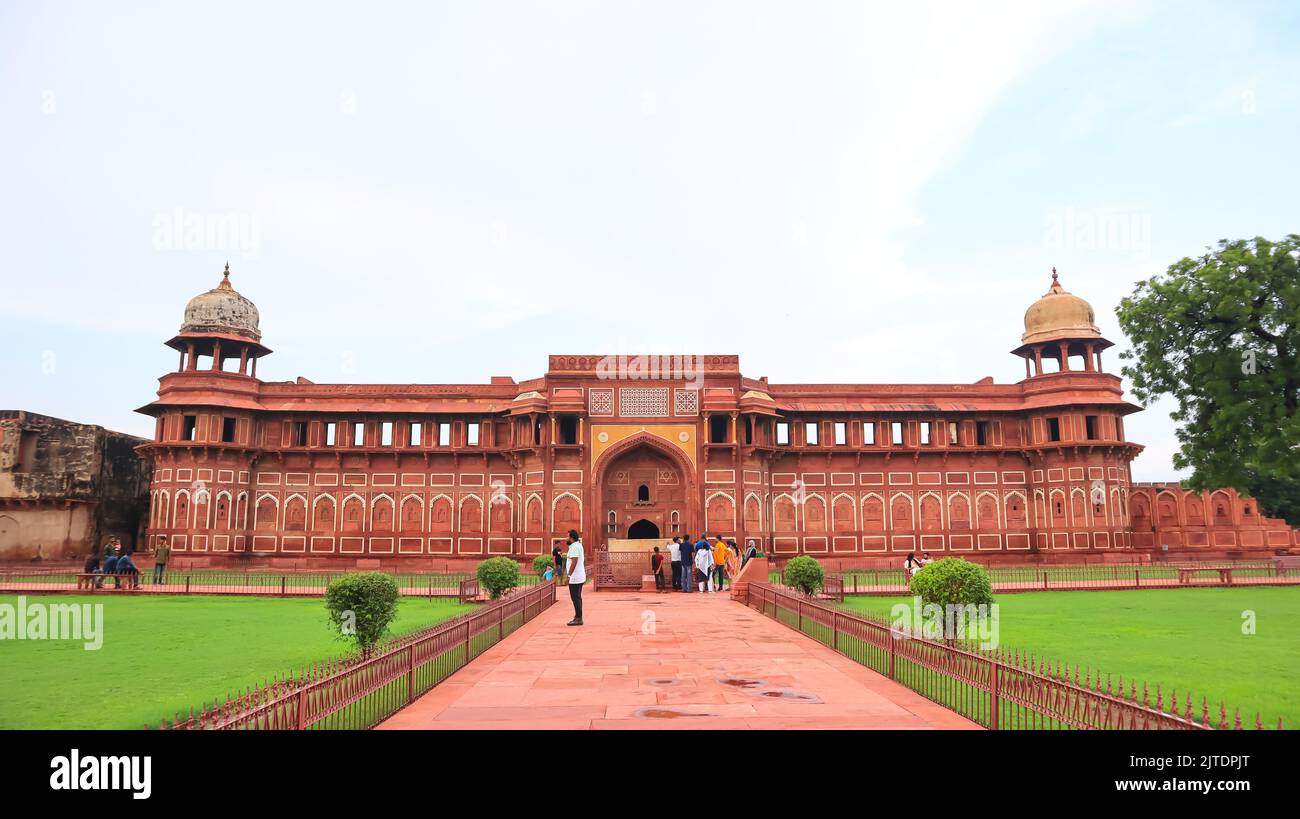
[565,529,586,626]
[668,536,683,591]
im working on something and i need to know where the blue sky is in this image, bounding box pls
[2,0,1297,481]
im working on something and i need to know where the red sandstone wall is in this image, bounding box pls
[137,359,1299,569]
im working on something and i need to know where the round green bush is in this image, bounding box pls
[324,572,400,651]
[783,555,825,597]
[909,557,994,609]
[532,554,554,577]
[477,556,521,599]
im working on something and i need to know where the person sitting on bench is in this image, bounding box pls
[115,551,141,589]
[101,549,120,588]
[81,551,101,589]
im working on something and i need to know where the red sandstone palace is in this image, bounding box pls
[136,266,1300,569]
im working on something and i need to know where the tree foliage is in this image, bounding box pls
[1117,235,1300,521]
[324,572,400,651]
[783,555,825,597]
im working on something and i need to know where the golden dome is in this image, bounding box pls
[1021,269,1100,345]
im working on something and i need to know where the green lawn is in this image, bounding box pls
[840,587,1300,727]
[0,594,472,729]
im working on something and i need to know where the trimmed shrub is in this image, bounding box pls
[783,555,825,597]
[909,558,994,638]
[324,572,400,651]
[532,554,554,577]
[477,556,521,599]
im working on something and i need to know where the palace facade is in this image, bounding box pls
[135,267,1299,570]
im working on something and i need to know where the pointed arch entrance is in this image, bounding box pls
[591,432,698,587]
[594,434,696,545]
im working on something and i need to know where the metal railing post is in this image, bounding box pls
[296,687,308,730]
[989,659,1000,730]
[407,644,417,704]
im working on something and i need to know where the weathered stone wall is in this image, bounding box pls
[0,410,152,561]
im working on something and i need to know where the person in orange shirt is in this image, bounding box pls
[712,534,729,592]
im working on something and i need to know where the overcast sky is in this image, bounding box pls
[2,0,1297,481]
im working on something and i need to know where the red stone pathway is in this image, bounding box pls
[377,589,977,730]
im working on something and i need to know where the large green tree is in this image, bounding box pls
[1117,235,1300,521]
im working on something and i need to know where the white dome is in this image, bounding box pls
[180,264,261,341]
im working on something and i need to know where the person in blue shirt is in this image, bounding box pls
[102,551,120,588]
[116,552,141,589]
[679,534,693,592]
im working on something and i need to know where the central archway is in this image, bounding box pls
[627,518,660,539]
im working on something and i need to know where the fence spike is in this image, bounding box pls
[1219,703,1228,730]
[1234,707,1242,730]
[1255,713,1263,730]
[1201,696,1210,727]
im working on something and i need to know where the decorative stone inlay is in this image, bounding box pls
[588,388,614,416]
[619,387,669,417]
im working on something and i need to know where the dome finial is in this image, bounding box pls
[219,261,232,290]
[1045,266,1064,295]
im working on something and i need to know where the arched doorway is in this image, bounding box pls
[627,518,660,539]
[598,442,689,542]
[592,435,697,587]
